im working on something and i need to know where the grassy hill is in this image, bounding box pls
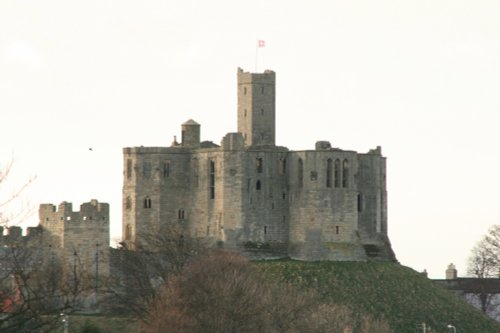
[254,260,500,333]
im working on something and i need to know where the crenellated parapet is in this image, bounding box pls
[0,225,47,247]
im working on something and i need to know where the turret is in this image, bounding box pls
[446,263,458,279]
[181,119,200,147]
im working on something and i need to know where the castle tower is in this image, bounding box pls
[181,119,200,147]
[237,68,276,146]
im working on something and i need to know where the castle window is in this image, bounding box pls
[192,158,199,187]
[143,160,152,179]
[244,109,247,117]
[310,171,317,181]
[298,158,304,187]
[357,193,363,212]
[144,197,152,209]
[336,226,340,234]
[279,158,286,174]
[244,86,247,95]
[326,158,333,188]
[126,196,131,210]
[342,159,349,188]
[264,226,267,234]
[261,108,264,115]
[178,209,185,220]
[163,161,170,177]
[256,180,261,190]
[125,224,132,240]
[334,159,341,188]
[256,158,263,173]
[66,216,71,221]
[127,159,132,179]
[210,160,215,199]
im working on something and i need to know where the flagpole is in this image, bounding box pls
[255,40,265,73]
[255,40,259,72]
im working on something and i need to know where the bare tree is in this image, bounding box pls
[107,224,208,319]
[0,159,35,228]
[0,241,91,332]
[467,225,500,318]
[0,161,89,332]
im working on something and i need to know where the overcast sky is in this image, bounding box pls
[1,0,499,278]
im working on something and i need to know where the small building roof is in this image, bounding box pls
[182,119,200,126]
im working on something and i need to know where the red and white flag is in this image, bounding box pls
[258,40,265,48]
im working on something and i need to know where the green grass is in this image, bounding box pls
[254,260,500,333]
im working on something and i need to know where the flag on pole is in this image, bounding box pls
[258,40,265,48]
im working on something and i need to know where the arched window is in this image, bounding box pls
[342,159,349,188]
[144,197,152,209]
[334,159,341,188]
[326,158,333,188]
[298,158,304,188]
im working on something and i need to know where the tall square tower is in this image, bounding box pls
[237,68,276,146]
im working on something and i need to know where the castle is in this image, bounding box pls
[122,68,395,261]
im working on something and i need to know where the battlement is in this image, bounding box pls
[237,67,276,84]
[0,226,47,247]
[40,200,109,226]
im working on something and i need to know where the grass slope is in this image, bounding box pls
[254,260,500,333]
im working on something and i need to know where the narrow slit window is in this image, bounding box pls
[144,197,152,209]
[127,159,132,179]
[357,193,363,212]
[256,158,263,173]
[210,160,215,199]
[298,158,304,188]
[256,180,262,190]
[163,161,170,177]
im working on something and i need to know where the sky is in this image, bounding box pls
[1,0,499,279]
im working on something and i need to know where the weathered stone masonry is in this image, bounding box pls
[122,68,396,261]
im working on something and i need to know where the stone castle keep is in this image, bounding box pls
[122,68,395,261]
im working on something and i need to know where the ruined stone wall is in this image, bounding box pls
[39,200,110,276]
[356,147,387,239]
